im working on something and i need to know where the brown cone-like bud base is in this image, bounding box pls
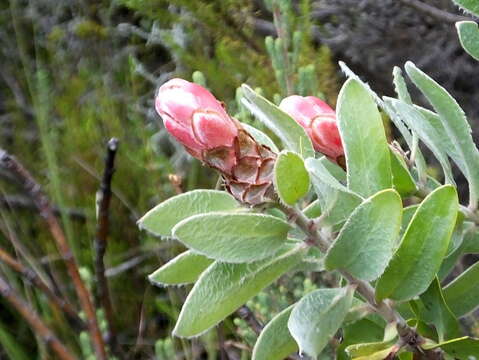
[202,129,276,205]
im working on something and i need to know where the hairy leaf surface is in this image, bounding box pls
[274,151,310,205]
[337,79,392,197]
[406,61,479,206]
[252,305,298,360]
[457,21,479,61]
[288,287,355,358]
[376,185,458,301]
[138,190,240,237]
[148,251,213,286]
[173,245,305,337]
[172,213,290,263]
[325,189,402,281]
[241,84,314,158]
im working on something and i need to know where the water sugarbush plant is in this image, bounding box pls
[141,55,479,358]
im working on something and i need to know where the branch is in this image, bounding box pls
[0,246,85,330]
[94,138,121,358]
[0,194,87,222]
[0,149,108,360]
[279,203,432,354]
[0,273,77,360]
[398,0,470,23]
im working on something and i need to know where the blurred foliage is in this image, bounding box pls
[0,0,339,358]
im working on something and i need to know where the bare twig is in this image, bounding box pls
[0,246,85,329]
[94,138,121,358]
[0,273,77,360]
[0,194,87,222]
[398,0,469,23]
[0,149,107,360]
[73,155,140,220]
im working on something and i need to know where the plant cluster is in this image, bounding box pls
[143,1,479,359]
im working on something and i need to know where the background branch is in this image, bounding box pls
[0,273,77,360]
[0,245,85,330]
[398,0,470,23]
[94,138,121,358]
[0,149,108,360]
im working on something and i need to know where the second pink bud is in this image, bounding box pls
[279,95,344,161]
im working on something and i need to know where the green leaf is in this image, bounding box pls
[241,84,314,158]
[319,157,347,182]
[304,199,322,219]
[148,251,213,286]
[452,0,479,16]
[252,305,298,360]
[274,151,310,205]
[337,317,385,360]
[138,190,240,238]
[444,261,479,317]
[423,336,479,360]
[416,105,467,176]
[438,224,475,281]
[401,205,419,237]
[398,352,413,360]
[325,189,402,281]
[305,157,362,226]
[346,342,396,360]
[288,287,355,359]
[457,21,479,61]
[340,61,427,182]
[172,213,291,263]
[387,98,455,184]
[461,226,479,254]
[242,123,279,153]
[405,61,479,207]
[411,278,460,342]
[337,78,392,197]
[389,148,417,196]
[376,185,459,301]
[173,245,305,337]
[393,66,413,104]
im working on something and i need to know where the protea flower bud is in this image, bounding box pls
[279,95,344,162]
[155,79,276,205]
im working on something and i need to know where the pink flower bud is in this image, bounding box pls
[155,79,238,155]
[279,95,344,160]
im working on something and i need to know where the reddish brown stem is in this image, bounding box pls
[0,273,77,360]
[94,138,121,357]
[0,245,85,329]
[0,149,107,360]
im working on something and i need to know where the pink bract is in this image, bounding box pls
[155,79,238,152]
[279,95,344,160]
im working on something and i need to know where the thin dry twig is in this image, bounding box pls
[0,245,85,329]
[0,194,86,222]
[398,0,469,23]
[0,149,108,360]
[0,273,77,360]
[94,138,121,358]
